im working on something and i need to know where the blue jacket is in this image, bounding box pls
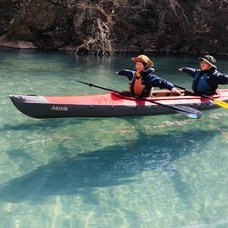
[117,68,175,95]
[182,67,228,95]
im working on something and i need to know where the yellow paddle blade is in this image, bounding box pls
[214,99,228,108]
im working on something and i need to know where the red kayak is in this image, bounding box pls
[9,89,228,119]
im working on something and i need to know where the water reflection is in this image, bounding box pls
[0,128,219,203]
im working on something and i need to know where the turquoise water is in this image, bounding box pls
[0,48,228,227]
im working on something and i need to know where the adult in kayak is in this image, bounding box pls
[116,54,181,97]
[179,55,228,95]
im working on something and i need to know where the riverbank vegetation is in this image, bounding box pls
[0,0,227,55]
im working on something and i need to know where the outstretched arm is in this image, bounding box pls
[116,69,135,80]
[179,67,199,78]
[215,71,228,84]
[145,75,181,95]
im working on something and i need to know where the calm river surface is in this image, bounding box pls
[0,48,228,227]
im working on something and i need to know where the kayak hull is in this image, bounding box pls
[9,90,228,118]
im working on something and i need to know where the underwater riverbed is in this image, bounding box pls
[0,48,228,227]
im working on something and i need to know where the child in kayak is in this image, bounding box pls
[179,55,228,95]
[116,54,181,97]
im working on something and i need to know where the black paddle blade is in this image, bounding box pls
[174,105,202,119]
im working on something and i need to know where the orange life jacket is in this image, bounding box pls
[129,73,145,96]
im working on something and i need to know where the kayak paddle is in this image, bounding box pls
[174,84,228,109]
[76,80,202,119]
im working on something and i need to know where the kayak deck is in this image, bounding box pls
[9,89,228,118]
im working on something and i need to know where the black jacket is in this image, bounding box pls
[182,67,228,94]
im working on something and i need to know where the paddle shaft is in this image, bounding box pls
[76,80,202,118]
[175,84,228,109]
[174,84,213,100]
[75,80,120,94]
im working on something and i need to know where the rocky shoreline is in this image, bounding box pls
[0,35,38,49]
[1,37,227,57]
[1,1,227,56]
